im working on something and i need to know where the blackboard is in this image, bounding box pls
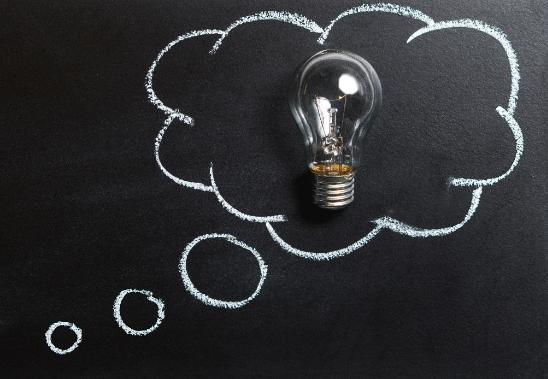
[2,0,548,377]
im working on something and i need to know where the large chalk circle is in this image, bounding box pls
[179,233,268,309]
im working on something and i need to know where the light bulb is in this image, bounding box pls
[289,49,382,210]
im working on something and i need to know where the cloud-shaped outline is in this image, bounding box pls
[146,4,523,261]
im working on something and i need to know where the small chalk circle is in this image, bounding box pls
[45,322,83,355]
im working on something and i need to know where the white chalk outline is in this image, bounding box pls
[179,234,268,308]
[318,3,435,44]
[155,113,215,192]
[149,40,287,219]
[408,20,519,116]
[211,11,323,54]
[45,321,82,355]
[266,223,383,261]
[209,164,287,223]
[374,187,483,237]
[147,4,522,259]
[147,29,224,125]
[113,289,165,336]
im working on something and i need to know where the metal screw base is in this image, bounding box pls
[312,172,355,210]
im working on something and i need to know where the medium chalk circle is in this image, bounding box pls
[113,289,165,336]
[45,321,82,355]
[180,234,267,309]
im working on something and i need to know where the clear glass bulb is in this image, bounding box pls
[289,49,382,209]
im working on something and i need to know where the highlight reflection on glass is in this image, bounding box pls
[289,49,382,209]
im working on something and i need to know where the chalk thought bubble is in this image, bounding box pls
[146,4,522,261]
[44,6,524,352]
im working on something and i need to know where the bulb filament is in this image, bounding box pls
[314,95,347,174]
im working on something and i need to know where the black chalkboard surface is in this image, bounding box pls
[2,0,548,377]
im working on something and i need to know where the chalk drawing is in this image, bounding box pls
[39,2,524,350]
[408,20,519,116]
[155,114,215,193]
[179,234,267,308]
[373,187,483,237]
[449,106,523,187]
[45,321,82,355]
[147,5,522,258]
[148,30,286,221]
[210,11,323,54]
[146,29,224,125]
[318,3,434,44]
[113,289,165,336]
[266,223,383,261]
[209,164,287,223]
